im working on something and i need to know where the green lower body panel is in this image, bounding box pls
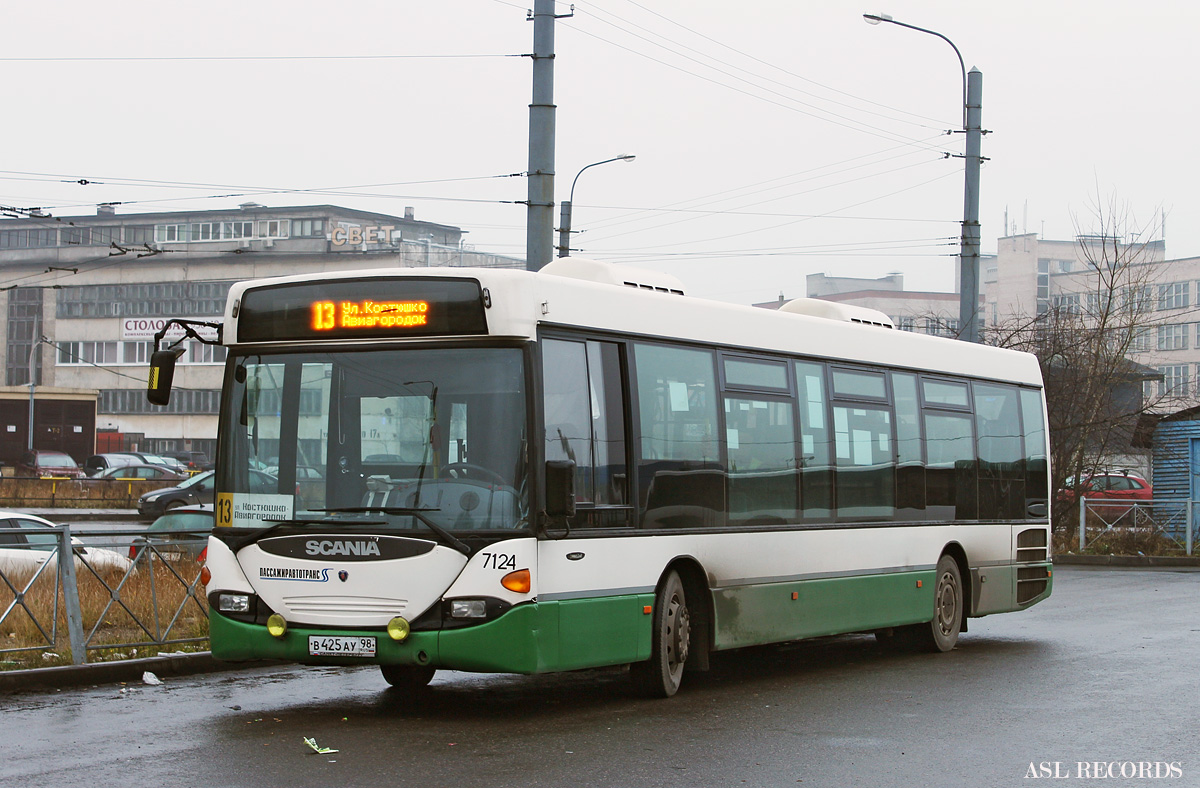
[209,593,656,675]
[711,569,937,650]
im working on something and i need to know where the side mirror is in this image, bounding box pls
[147,349,184,406]
[545,460,576,518]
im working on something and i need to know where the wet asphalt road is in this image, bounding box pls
[1,565,1197,788]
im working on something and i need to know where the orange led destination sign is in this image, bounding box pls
[311,300,430,331]
[237,277,486,342]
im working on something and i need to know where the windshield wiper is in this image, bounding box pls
[308,507,470,555]
[218,517,388,552]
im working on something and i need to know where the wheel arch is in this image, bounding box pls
[940,541,971,632]
[661,556,712,671]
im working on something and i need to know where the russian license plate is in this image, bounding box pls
[308,635,376,657]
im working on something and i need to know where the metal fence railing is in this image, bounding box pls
[0,476,178,509]
[1078,497,1196,555]
[0,524,211,667]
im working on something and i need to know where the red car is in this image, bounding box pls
[15,449,84,479]
[1058,471,1152,513]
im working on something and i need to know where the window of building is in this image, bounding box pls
[1159,365,1189,398]
[155,224,185,243]
[5,287,43,386]
[260,219,290,238]
[57,341,119,365]
[123,341,153,365]
[924,317,959,337]
[223,221,253,239]
[1057,260,1073,273]
[290,219,326,238]
[0,228,57,249]
[99,388,220,415]
[124,226,153,245]
[895,316,916,332]
[57,281,234,318]
[92,226,121,245]
[1158,324,1189,351]
[1052,294,1081,314]
[1158,282,1189,311]
[1132,327,1153,353]
[61,227,91,245]
[1123,285,1153,314]
[186,340,227,364]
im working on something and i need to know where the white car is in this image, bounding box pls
[0,512,133,575]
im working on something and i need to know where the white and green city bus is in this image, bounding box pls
[149,258,1052,697]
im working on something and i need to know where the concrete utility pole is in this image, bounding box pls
[959,67,983,344]
[525,0,560,272]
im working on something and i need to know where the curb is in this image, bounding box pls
[0,652,281,694]
[1054,554,1200,568]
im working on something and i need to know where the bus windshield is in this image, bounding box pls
[217,346,528,532]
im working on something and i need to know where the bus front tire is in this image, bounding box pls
[631,570,690,698]
[876,555,962,653]
[918,555,962,652]
[380,664,436,690]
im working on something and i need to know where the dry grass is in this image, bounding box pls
[1053,516,1190,556]
[0,554,209,669]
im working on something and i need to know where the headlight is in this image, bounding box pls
[449,599,488,619]
[218,593,250,613]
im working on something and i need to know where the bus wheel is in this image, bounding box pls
[631,570,690,698]
[380,664,436,690]
[920,555,963,652]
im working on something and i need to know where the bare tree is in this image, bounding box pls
[985,197,1177,529]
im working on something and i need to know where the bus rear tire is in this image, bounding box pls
[380,664,436,690]
[918,555,962,652]
[631,570,690,698]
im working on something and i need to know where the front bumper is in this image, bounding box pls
[209,603,546,674]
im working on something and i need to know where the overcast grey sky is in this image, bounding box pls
[1,1,1194,303]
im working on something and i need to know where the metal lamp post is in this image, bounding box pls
[26,335,46,450]
[864,13,983,343]
[557,154,636,258]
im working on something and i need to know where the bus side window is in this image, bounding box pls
[892,372,926,518]
[974,383,1024,520]
[634,343,723,528]
[542,338,630,527]
[830,367,894,520]
[1020,388,1049,511]
[795,362,832,519]
[922,377,978,520]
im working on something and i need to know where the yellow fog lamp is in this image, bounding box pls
[387,616,411,642]
[266,614,288,638]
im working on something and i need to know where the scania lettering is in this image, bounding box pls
[164,260,1052,698]
[305,540,382,557]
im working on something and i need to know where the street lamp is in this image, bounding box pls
[26,335,47,451]
[557,154,636,258]
[864,12,983,343]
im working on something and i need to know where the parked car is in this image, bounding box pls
[16,450,84,479]
[0,512,133,574]
[137,469,277,518]
[84,453,145,476]
[163,451,214,472]
[1057,470,1153,514]
[92,464,187,482]
[129,505,212,563]
[87,452,187,476]
[130,453,189,474]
